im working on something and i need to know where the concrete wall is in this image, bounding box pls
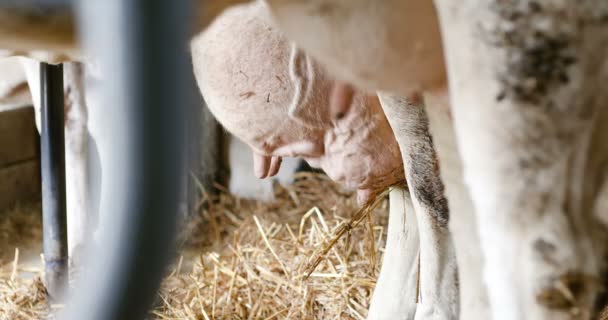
[0,105,40,211]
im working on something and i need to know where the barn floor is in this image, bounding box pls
[0,173,389,320]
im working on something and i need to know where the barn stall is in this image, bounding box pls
[1,0,608,319]
[0,1,398,319]
[0,173,391,319]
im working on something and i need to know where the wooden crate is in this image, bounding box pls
[0,105,40,211]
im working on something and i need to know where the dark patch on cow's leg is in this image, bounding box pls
[484,1,577,108]
[533,238,557,264]
[378,94,450,227]
[409,148,449,227]
[536,271,593,313]
[434,0,608,317]
[378,93,459,318]
[404,103,450,227]
[533,239,599,313]
[483,0,608,114]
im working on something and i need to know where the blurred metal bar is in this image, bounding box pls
[62,0,192,319]
[40,62,68,300]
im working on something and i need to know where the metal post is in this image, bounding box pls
[40,62,68,300]
[61,0,192,319]
[0,0,192,318]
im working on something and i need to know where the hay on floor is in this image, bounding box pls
[0,173,389,319]
[158,173,389,319]
[602,307,608,320]
[0,203,51,319]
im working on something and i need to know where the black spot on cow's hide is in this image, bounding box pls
[484,1,581,107]
[408,135,449,227]
[533,238,556,263]
[481,0,608,111]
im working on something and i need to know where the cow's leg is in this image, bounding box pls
[378,93,459,320]
[368,186,420,320]
[424,91,491,319]
[62,62,89,267]
[434,1,608,318]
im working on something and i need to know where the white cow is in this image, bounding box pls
[434,2,608,319]
[254,0,608,319]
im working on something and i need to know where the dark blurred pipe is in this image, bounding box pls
[40,62,68,300]
[60,0,192,319]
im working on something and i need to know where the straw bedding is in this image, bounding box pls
[0,203,51,320]
[0,173,389,319]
